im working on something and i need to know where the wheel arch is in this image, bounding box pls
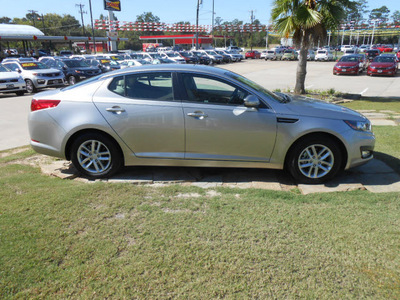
[284,132,348,171]
[65,128,124,165]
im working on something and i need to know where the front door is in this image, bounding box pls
[180,73,277,162]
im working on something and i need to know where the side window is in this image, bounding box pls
[181,74,249,105]
[125,72,173,101]
[108,76,125,96]
[5,63,18,71]
[56,61,64,68]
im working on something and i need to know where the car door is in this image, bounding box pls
[179,73,277,162]
[93,72,185,159]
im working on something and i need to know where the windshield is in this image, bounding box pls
[20,62,49,70]
[166,53,179,58]
[373,57,395,63]
[64,60,90,68]
[0,65,10,72]
[225,71,285,103]
[339,56,358,62]
[206,51,218,55]
[149,53,162,59]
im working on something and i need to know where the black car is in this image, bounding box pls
[215,50,232,63]
[41,57,102,85]
[179,51,200,64]
[365,49,381,61]
[86,58,121,73]
[190,51,212,65]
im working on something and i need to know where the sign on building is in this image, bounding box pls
[104,0,121,11]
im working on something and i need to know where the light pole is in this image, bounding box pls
[370,19,379,47]
[196,0,202,50]
[88,0,96,54]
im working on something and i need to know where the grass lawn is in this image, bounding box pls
[1,100,400,298]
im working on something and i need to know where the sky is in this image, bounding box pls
[0,0,399,27]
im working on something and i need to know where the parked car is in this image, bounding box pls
[367,56,398,76]
[202,50,223,64]
[86,58,121,73]
[333,55,363,75]
[358,45,370,53]
[160,52,186,64]
[179,51,200,64]
[0,64,26,96]
[340,45,355,52]
[298,49,315,61]
[226,46,243,52]
[59,50,74,57]
[28,64,374,184]
[225,50,243,61]
[190,51,212,65]
[245,50,261,59]
[215,50,232,63]
[379,53,399,63]
[281,49,298,60]
[365,49,381,61]
[377,45,393,53]
[315,49,334,61]
[119,59,151,69]
[264,49,283,60]
[2,59,65,93]
[40,57,101,85]
[343,48,358,56]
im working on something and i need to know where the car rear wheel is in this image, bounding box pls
[70,132,123,179]
[286,136,342,184]
[25,79,36,94]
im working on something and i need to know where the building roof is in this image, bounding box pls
[0,24,44,36]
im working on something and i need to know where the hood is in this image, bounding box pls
[71,66,100,72]
[0,71,21,80]
[335,62,359,67]
[27,68,61,74]
[279,94,365,121]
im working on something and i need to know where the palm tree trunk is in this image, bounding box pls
[294,31,308,94]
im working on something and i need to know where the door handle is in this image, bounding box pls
[106,106,125,114]
[187,112,208,119]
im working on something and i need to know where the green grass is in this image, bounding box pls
[1,102,400,298]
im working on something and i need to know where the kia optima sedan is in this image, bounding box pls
[28,65,375,183]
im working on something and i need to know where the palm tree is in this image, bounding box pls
[271,0,354,94]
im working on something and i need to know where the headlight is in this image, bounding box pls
[344,120,372,132]
[370,66,376,69]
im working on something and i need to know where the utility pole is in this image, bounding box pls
[250,10,255,51]
[76,3,87,36]
[88,0,96,54]
[212,0,215,47]
[28,10,38,27]
[196,0,202,50]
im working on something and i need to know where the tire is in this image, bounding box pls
[68,75,77,85]
[286,136,342,184]
[70,132,123,179]
[16,91,25,96]
[25,79,36,94]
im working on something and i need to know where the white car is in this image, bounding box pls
[343,48,358,56]
[0,64,26,96]
[264,49,283,60]
[315,50,334,61]
[160,52,186,64]
[358,45,370,53]
[119,59,151,69]
[341,45,355,52]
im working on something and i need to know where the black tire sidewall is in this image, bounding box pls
[287,136,342,184]
[70,132,122,179]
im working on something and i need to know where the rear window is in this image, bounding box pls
[317,51,326,54]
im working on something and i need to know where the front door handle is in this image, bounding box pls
[106,106,125,114]
[187,111,208,119]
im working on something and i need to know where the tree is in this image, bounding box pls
[0,17,12,24]
[369,6,390,23]
[136,12,160,23]
[391,10,400,25]
[344,0,369,25]
[271,0,354,94]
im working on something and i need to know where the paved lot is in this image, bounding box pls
[219,59,400,97]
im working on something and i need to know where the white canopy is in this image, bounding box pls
[0,24,44,36]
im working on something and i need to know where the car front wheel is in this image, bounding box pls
[70,132,123,179]
[286,136,342,184]
[68,75,77,85]
[25,79,36,93]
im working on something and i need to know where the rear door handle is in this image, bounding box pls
[106,106,125,114]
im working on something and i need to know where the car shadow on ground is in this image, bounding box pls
[52,152,400,194]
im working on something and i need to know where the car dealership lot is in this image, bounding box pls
[219,59,400,97]
[0,59,399,152]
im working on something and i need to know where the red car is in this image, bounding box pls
[245,50,261,59]
[377,45,393,53]
[333,55,362,75]
[367,56,398,76]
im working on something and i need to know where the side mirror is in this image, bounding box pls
[16,68,21,73]
[244,95,260,108]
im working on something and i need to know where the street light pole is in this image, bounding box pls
[88,0,96,54]
[196,0,201,50]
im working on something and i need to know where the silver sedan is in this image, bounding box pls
[28,65,375,183]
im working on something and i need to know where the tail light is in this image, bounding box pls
[31,99,61,112]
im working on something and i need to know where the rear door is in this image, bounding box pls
[93,72,185,159]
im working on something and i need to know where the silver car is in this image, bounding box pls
[2,59,65,93]
[28,65,375,183]
[0,64,26,96]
